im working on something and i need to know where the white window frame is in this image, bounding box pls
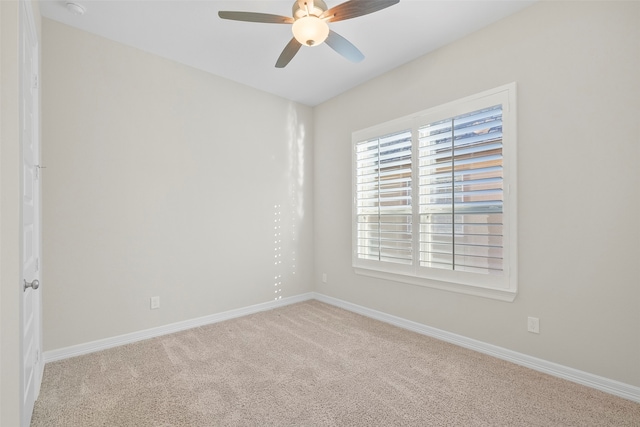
[352,83,518,301]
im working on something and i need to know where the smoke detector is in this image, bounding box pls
[65,2,85,16]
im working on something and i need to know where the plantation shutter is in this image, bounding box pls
[418,105,504,274]
[355,130,413,265]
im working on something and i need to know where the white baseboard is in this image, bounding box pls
[312,292,640,403]
[43,293,314,363]
[44,291,639,403]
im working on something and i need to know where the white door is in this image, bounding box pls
[21,0,42,425]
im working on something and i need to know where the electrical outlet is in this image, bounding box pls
[150,296,160,310]
[322,273,327,283]
[527,316,539,334]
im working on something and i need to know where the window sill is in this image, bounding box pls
[354,267,517,302]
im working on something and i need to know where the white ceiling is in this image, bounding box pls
[39,0,535,106]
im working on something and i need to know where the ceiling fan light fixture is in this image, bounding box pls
[292,16,329,47]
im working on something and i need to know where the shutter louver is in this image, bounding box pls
[356,130,413,265]
[418,105,504,274]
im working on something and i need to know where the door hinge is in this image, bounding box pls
[35,258,39,272]
[33,73,39,90]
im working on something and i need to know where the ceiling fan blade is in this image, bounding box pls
[325,30,364,63]
[218,11,294,24]
[321,0,399,23]
[276,38,303,68]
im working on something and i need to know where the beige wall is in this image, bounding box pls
[41,20,314,350]
[314,1,640,386]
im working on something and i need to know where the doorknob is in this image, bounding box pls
[24,279,40,291]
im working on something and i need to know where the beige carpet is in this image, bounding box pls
[31,300,639,426]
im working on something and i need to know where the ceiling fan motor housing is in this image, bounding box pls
[292,0,328,19]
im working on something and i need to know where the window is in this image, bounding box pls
[353,84,517,301]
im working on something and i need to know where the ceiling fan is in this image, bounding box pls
[218,0,399,68]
